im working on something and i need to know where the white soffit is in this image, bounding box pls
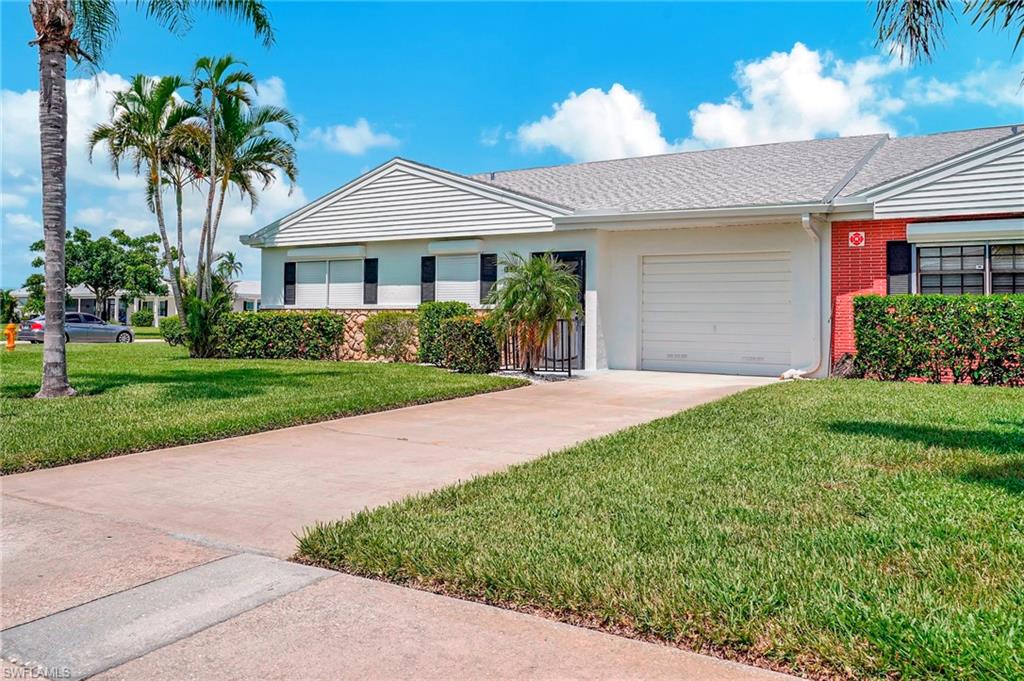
[907,218,1024,243]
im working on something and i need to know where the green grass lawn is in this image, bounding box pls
[1,343,523,474]
[131,326,163,338]
[298,380,1024,680]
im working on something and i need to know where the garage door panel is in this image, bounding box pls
[641,251,793,376]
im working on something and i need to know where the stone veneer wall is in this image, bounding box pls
[332,308,419,361]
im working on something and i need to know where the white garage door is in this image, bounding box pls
[641,252,793,376]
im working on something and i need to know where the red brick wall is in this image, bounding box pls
[830,212,1024,368]
[830,219,908,363]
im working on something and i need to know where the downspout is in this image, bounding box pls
[781,213,823,379]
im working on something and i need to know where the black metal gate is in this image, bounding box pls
[500,318,582,375]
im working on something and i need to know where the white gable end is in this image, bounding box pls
[872,137,1024,219]
[255,162,565,247]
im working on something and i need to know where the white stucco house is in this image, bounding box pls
[241,125,1023,377]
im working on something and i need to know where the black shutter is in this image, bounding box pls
[420,256,435,303]
[363,258,378,305]
[480,253,497,301]
[284,262,296,305]
[886,241,912,294]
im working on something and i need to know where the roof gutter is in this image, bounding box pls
[781,213,826,380]
[554,200,871,228]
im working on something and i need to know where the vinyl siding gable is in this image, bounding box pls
[872,137,1024,219]
[256,163,563,247]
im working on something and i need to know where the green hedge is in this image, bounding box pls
[440,315,500,374]
[130,308,154,327]
[417,301,473,364]
[365,311,418,362]
[218,311,346,360]
[159,315,186,346]
[854,294,1024,386]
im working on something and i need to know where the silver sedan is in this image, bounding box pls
[18,313,135,343]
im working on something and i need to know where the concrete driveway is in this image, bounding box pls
[2,370,790,680]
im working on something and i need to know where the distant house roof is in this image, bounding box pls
[11,280,261,300]
[469,124,1021,213]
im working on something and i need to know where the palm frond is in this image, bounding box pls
[874,0,957,63]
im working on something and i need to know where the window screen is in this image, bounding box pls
[284,262,296,305]
[480,253,497,301]
[328,259,362,307]
[363,258,378,305]
[991,244,1024,294]
[918,245,985,295]
[421,256,436,303]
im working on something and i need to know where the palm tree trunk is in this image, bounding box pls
[151,171,184,316]
[174,181,186,284]
[35,35,75,398]
[200,105,217,300]
[208,177,229,265]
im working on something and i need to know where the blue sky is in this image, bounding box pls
[2,1,1022,288]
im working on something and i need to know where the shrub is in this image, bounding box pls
[365,311,417,362]
[130,308,154,327]
[417,301,473,364]
[159,315,186,346]
[218,311,346,360]
[440,315,499,374]
[854,294,1024,386]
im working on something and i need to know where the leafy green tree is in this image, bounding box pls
[28,0,273,397]
[875,1,1024,63]
[485,252,583,374]
[1,290,22,325]
[20,274,46,316]
[31,228,167,321]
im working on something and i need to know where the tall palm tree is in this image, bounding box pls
[486,253,583,374]
[209,97,299,254]
[89,75,201,318]
[875,1,1023,63]
[192,55,256,300]
[27,0,273,398]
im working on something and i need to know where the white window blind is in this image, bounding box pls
[294,261,327,308]
[436,254,479,306]
[328,259,362,307]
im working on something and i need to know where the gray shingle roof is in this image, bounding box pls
[470,125,1021,212]
[838,125,1020,196]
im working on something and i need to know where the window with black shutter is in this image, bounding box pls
[363,258,378,305]
[886,241,911,294]
[421,256,436,302]
[284,262,296,305]
[480,253,497,301]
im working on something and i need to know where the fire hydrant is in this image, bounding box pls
[4,323,16,352]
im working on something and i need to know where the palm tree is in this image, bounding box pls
[209,97,299,253]
[486,252,583,374]
[192,55,256,300]
[875,1,1023,63]
[27,0,273,398]
[215,251,244,280]
[89,75,201,318]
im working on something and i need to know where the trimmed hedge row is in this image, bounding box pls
[218,311,346,360]
[440,315,500,374]
[159,315,186,346]
[853,294,1024,386]
[130,308,154,327]
[417,301,472,364]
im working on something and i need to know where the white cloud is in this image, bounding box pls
[1,193,28,209]
[254,76,287,108]
[685,43,905,149]
[480,125,503,147]
[517,84,676,162]
[1,72,144,194]
[3,212,41,237]
[904,62,1024,108]
[307,118,399,155]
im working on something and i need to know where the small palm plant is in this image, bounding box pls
[486,252,582,374]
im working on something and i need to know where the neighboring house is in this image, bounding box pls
[11,280,262,326]
[241,124,1023,377]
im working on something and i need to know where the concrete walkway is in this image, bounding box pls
[2,371,792,680]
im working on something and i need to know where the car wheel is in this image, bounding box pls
[65,333,70,343]
[116,331,132,343]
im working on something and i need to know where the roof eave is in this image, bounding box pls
[554,201,871,229]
